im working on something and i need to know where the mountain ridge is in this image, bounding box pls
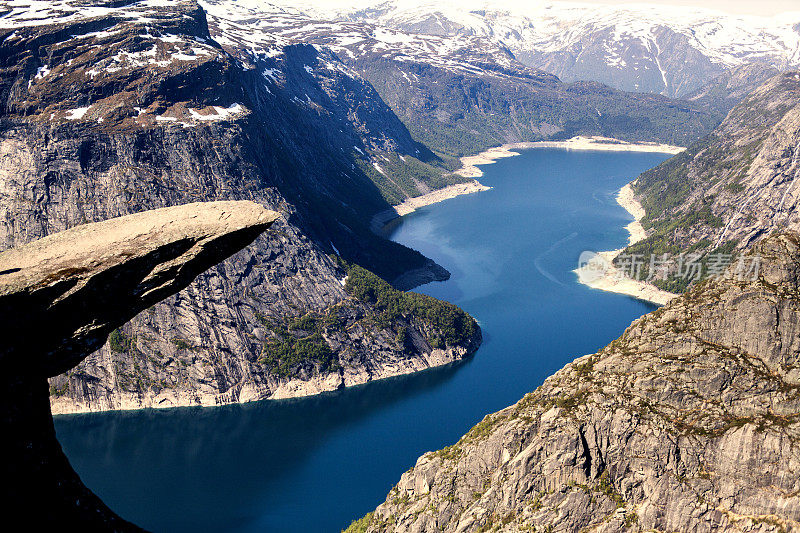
[617,71,800,293]
[284,0,800,98]
[203,0,721,158]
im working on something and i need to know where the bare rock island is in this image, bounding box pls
[0,201,278,530]
[356,233,800,532]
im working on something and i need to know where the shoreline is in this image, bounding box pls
[574,183,678,306]
[370,180,491,233]
[456,136,685,178]
[51,342,478,416]
[372,135,684,233]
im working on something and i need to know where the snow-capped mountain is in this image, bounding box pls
[275,0,800,98]
[201,0,522,79]
[200,0,720,156]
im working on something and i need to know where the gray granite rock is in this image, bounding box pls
[361,233,800,532]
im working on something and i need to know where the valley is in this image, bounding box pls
[2,0,800,531]
[55,147,668,532]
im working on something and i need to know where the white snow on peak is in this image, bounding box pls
[267,0,800,72]
[0,0,202,29]
[199,0,520,81]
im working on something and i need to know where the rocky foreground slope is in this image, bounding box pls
[354,232,800,532]
[1,201,275,530]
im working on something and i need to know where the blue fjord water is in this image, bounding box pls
[54,148,670,532]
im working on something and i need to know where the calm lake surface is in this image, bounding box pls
[55,148,670,532]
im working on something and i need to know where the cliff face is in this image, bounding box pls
[0,201,276,530]
[0,201,278,377]
[636,71,800,249]
[616,72,800,292]
[0,0,481,414]
[357,233,800,532]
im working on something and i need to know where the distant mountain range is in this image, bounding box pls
[202,0,720,157]
[281,0,800,98]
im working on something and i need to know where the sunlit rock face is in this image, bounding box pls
[363,233,800,532]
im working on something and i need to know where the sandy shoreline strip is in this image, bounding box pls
[456,136,685,178]
[370,180,490,233]
[574,183,678,306]
[372,135,684,238]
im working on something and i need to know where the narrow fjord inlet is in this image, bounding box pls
[53,149,670,531]
[7,0,800,529]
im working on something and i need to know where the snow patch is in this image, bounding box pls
[262,68,280,82]
[65,106,90,120]
[187,103,245,121]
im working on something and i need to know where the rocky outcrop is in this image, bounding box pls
[0,0,482,413]
[0,201,278,376]
[0,201,276,530]
[357,233,800,532]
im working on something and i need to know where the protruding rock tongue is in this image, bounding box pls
[0,200,279,377]
[0,201,278,530]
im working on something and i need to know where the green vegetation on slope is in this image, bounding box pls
[343,512,374,533]
[257,310,342,378]
[108,328,135,353]
[633,137,714,227]
[256,264,480,379]
[356,152,469,206]
[345,264,479,347]
[622,73,800,282]
[360,62,719,158]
